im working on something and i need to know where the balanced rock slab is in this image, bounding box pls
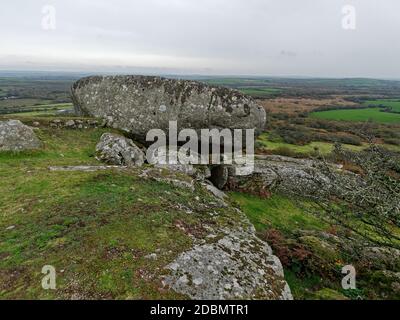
[0,120,42,151]
[71,76,266,143]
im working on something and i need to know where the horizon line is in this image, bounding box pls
[0,69,399,81]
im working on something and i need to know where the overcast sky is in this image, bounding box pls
[0,0,399,78]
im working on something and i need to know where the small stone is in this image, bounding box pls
[65,120,75,128]
[204,184,227,200]
[145,253,157,260]
[169,263,179,271]
[178,275,189,284]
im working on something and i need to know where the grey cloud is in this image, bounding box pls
[0,0,399,77]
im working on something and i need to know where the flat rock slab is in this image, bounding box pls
[71,75,266,143]
[0,120,42,151]
[48,165,127,172]
[228,154,332,197]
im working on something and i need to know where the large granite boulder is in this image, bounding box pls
[0,120,42,151]
[71,76,266,143]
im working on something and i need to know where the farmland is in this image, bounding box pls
[362,99,400,113]
[238,87,281,97]
[310,108,400,123]
[0,72,80,115]
[2,72,399,155]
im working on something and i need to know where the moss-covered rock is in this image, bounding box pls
[358,247,400,272]
[363,270,400,299]
[299,236,339,263]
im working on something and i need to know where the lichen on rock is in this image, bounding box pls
[71,75,266,143]
[162,183,293,300]
[0,120,43,152]
[95,132,145,167]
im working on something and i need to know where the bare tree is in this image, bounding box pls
[300,143,400,249]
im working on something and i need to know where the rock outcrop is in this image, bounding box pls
[163,197,293,300]
[227,155,331,196]
[71,76,266,143]
[95,133,145,167]
[121,166,293,299]
[0,120,42,151]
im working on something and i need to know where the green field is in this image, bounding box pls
[0,98,53,108]
[238,87,281,97]
[257,133,400,155]
[5,103,74,117]
[201,78,281,97]
[363,99,400,113]
[310,108,400,123]
[310,98,400,124]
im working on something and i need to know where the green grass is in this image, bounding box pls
[1,103,73,116]
[230,190,400,300]
[238,87,281,97]
[362,99,400,113]
[204,78,250,86]
[0,125,235,299]
[1,115,398,299]
[230,192,333,299]
[6,103,73,117]
[0,98,53,108]
[201,78,281,97]
[257,133,367,155]
[310,108,400,123]
[230,192,326,233]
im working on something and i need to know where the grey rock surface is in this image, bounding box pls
[163,204,293,300]
[147,145,213,181]
[71,75,266,143]
[49,165,127,172]
[133,167,292,299]
[228,154,331,196]
[204,183,227,200]
[0,120,42,151]
[95,133,145,167]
